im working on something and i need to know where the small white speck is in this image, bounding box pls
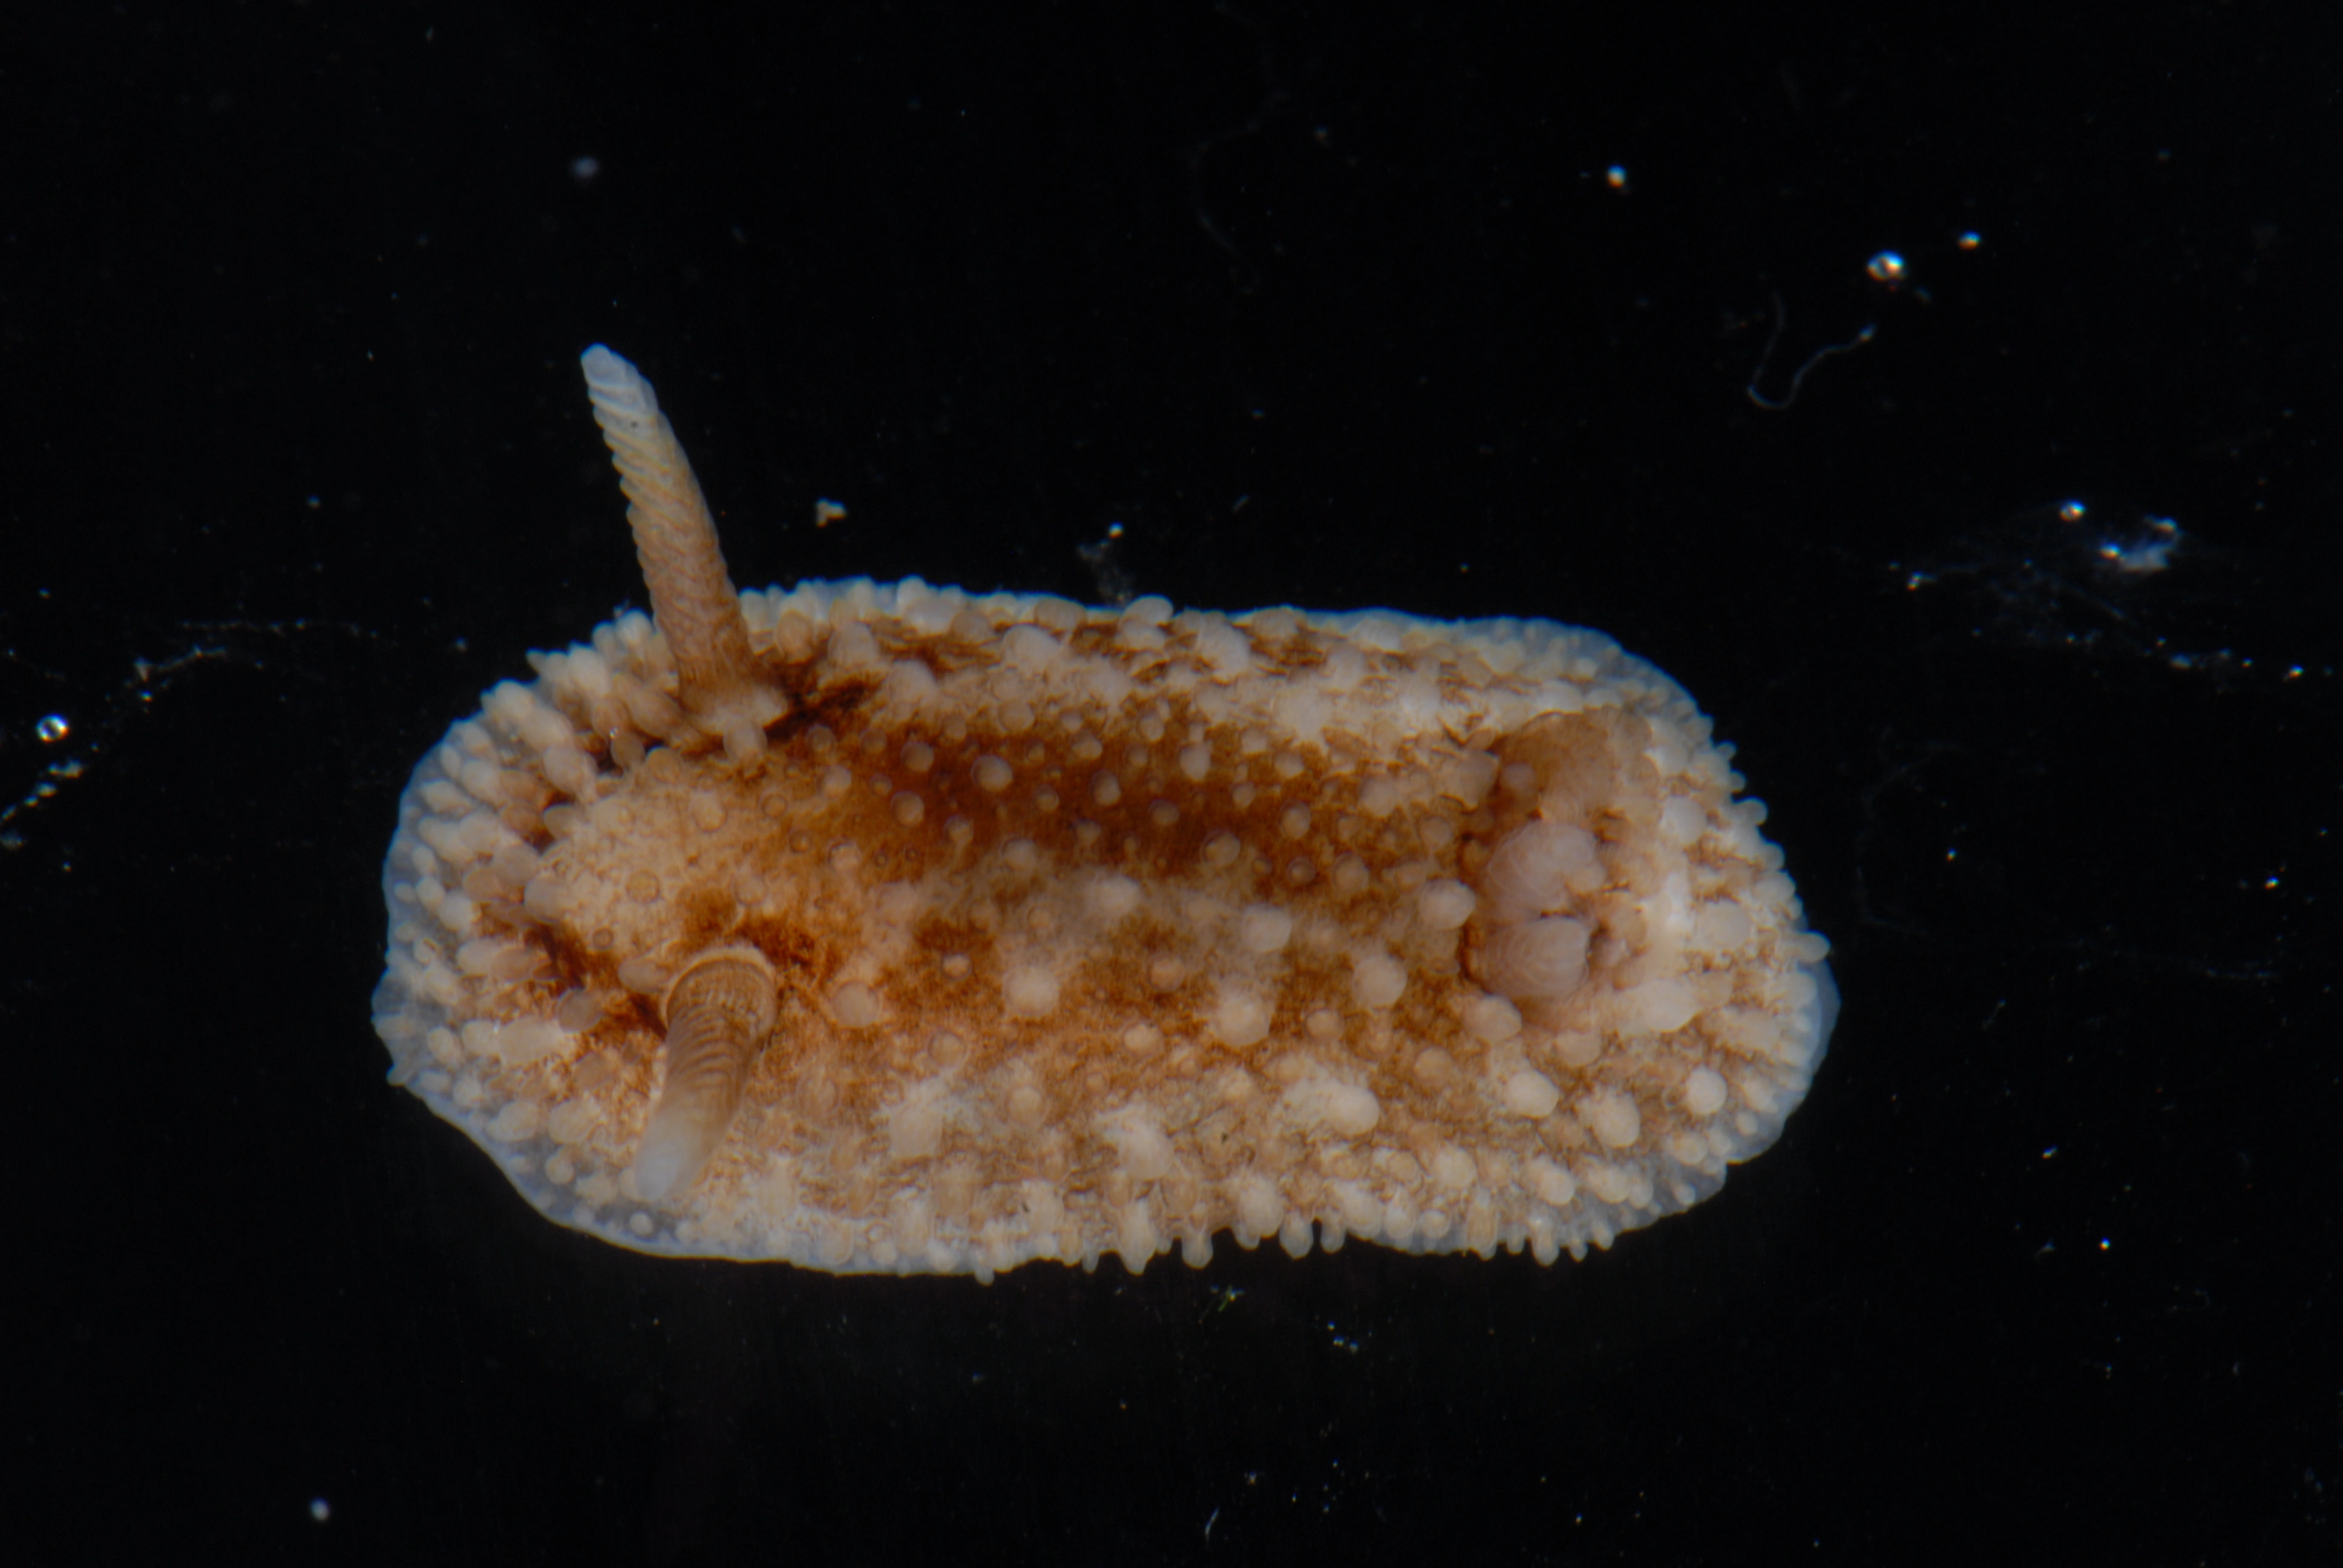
[309,1498,331,1523]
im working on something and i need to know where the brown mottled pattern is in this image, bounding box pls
[372,351,1834,1279]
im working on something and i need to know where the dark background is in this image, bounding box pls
[8,3,2339,1563]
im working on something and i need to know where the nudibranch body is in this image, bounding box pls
[372,347,1836,1279]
